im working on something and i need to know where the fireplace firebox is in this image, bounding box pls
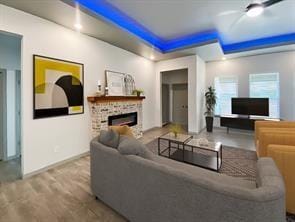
[108,112,138,127]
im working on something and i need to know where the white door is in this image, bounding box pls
[172,84,188,126]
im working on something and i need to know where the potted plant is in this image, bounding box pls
[133,89,144,97]
[169,123,183,138]
[204,86,217,132]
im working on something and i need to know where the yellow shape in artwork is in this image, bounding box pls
[35,56,82,94]
[69,106,83,114]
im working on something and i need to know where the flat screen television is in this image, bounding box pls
[232,98,269,116]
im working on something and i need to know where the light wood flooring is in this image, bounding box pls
[0,126,255,222]
[0,158,21,182]
[0,155,127,222]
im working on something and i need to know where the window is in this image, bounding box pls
[249,73,280,118]
[214,76,238,115]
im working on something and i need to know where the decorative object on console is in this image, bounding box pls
[204,86,217,132]
[169,123,184,138]
[133,88,144,97]
[33,55,84,119]
[105,70,125,96]
[96,80,103,96]
[198,138,209,146]
[124,74,136,96]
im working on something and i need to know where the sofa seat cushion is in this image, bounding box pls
[109,125,134,137]
[118,136,154,160]
[99,129,120,148]
[152,154,256,189]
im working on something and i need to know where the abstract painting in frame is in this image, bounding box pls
[33,55,84,119]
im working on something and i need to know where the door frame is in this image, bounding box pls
[161,83,170,126]
[15,70,21,158]
[0,69,7,161]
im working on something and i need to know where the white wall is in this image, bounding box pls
[0,32,21,70]
[6,70,17,158]
[162,69,188,84]
[206,51,295,122]
[196,55,206,131]
[0,4,157,175]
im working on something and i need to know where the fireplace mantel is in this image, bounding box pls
[87,95,145,103]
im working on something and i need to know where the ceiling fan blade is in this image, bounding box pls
[228,15,245,32]
[262,0,285,8]
[262,9,276,17]
[217,10,242,17]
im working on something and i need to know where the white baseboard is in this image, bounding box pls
[143,126,160,133]
[22,151,90,179]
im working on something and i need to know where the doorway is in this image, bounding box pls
[172,84,188,126]
[161,69,188,128]
[0,32,22,182]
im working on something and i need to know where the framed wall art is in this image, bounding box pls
[124,74,136,96]
[33,55,84,119]
[105,70,125,96]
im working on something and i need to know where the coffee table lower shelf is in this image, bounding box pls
[169,149,221,172]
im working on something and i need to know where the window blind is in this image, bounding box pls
[249,73,280,118]
[214,76,238,115]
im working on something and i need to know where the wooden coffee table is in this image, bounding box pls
[158,133,222,172]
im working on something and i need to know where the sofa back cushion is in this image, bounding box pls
[99,129,120,148]
[118,136,154,160]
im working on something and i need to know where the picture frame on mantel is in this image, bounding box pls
[105,70,125,96]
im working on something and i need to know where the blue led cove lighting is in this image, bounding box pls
[221,33,295,54]
[75,0,165,51]
[76,0,295,54]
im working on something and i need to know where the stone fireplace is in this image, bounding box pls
[88,96,145,138]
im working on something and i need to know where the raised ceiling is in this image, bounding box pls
[72,0,295,53]
[0,0,294,61]
[108,0,295,44]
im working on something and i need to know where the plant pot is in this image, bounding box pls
[136,92,141,97]
[205,116,214,132]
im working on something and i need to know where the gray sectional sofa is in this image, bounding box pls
[90,131,286,222]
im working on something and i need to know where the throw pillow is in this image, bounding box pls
[118,136,154,160]
[109,125,134,137]
[98,129,120,148]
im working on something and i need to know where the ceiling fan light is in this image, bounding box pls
[246,4,264,17]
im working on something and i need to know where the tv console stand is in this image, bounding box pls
[220,115,278,133]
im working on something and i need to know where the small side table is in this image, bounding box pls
[185,139,222,172]
[158,133,192,159]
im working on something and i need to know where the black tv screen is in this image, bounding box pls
[232,98,269,116]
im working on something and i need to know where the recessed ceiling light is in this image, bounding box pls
[150,55,155,60]
[74,23,83,30]
[222,57,226,60]
[246,3,264,17]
